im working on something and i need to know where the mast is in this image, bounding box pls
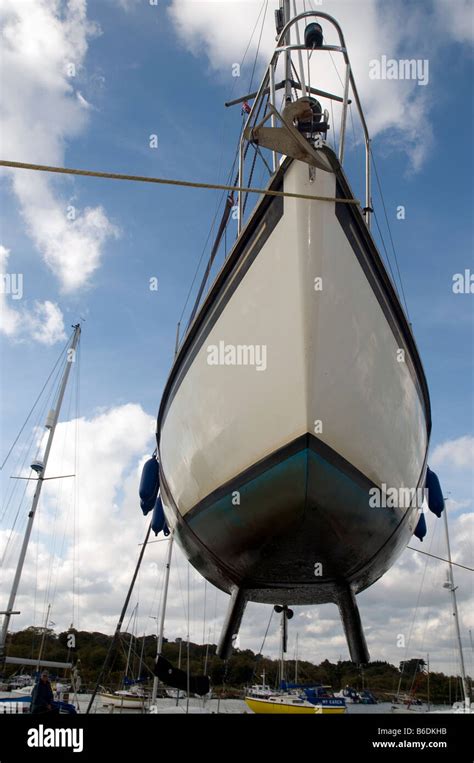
[442,504,470,710]
[151,530,174,703]
[0,324,81,664]
[150,331,180,704]
[279,610,285,686]
[138,632,145,682]
[426,653,430,713]
[86,520,153,713]
[276,604,291,687]
[36,603,51,672]
[294,632,299,683]
[124,604,137,681]
[283,0,292,102]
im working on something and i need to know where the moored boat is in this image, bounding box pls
[245,684,346,715]
[245,693,320,715]
[98,688,146,710]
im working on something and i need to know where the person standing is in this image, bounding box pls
[30,670,55,714]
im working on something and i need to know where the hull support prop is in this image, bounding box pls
[335,584,369,664]
[216,587,249,660]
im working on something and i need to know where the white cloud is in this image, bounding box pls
[167,0,466,171]
[0,0,118,292]
[0,403,156,628]
[25,300,67,346]
[431,436,474,470]
[0,244,66,345]
[433,0,474,44]
[115,0,142,11]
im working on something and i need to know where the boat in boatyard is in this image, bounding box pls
[335,686,377,704]
[245,684,346,715]
[245,693,322,715]
[152,2,444,664]
[98,687,147,710]
[244,606,346,715]
[245,672,273,700]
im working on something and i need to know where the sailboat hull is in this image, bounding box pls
[244,693,346,714]
[157,156,430,607]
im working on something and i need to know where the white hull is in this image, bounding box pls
[98,691,146,709]
[161,161,427,519]
[157,156,430,613]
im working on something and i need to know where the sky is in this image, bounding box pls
[0,0,473,681]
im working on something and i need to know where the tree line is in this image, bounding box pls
[2,626,470,704]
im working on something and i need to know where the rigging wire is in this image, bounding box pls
[0,334,70,471]
[72,339,81,628]
[48,369,78,620]
[213,0,268,199]
[398,516,439,694]
[43,373,74,618]
[176,0,269,329]
[330,97,336,154]
[0,353,66,566]
[372,208,402,298]
[251,607,274,680]
[202,579,207,648]
[407,546,473,573]
[248,1,268,94]
[415,520,441,657]
[326,43,410,319]
[371,152,411,322]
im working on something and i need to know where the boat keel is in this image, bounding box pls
[216,587,249,660]
[216,583,369,665]
[335,584,370,665]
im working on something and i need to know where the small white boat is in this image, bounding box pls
[165,688,186,700]
[8,674,34,690]
[12,684,34,696]
[245,670,274,700]
[98,688,146,709]
[245,682,274,700]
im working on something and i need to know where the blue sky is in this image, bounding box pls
[0,0,472,673]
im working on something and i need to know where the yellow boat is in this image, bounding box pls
[245,693,346,715]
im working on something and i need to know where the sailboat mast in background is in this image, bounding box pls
[0,324,81,665]
[442,502,470,711]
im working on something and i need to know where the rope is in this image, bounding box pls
[407,546,473,573]
[0,160,360,206]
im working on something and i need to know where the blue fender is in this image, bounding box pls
[151,495,166,536]
[414,512,427,541]
[139,457,160,514]
[425,467,445,517]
